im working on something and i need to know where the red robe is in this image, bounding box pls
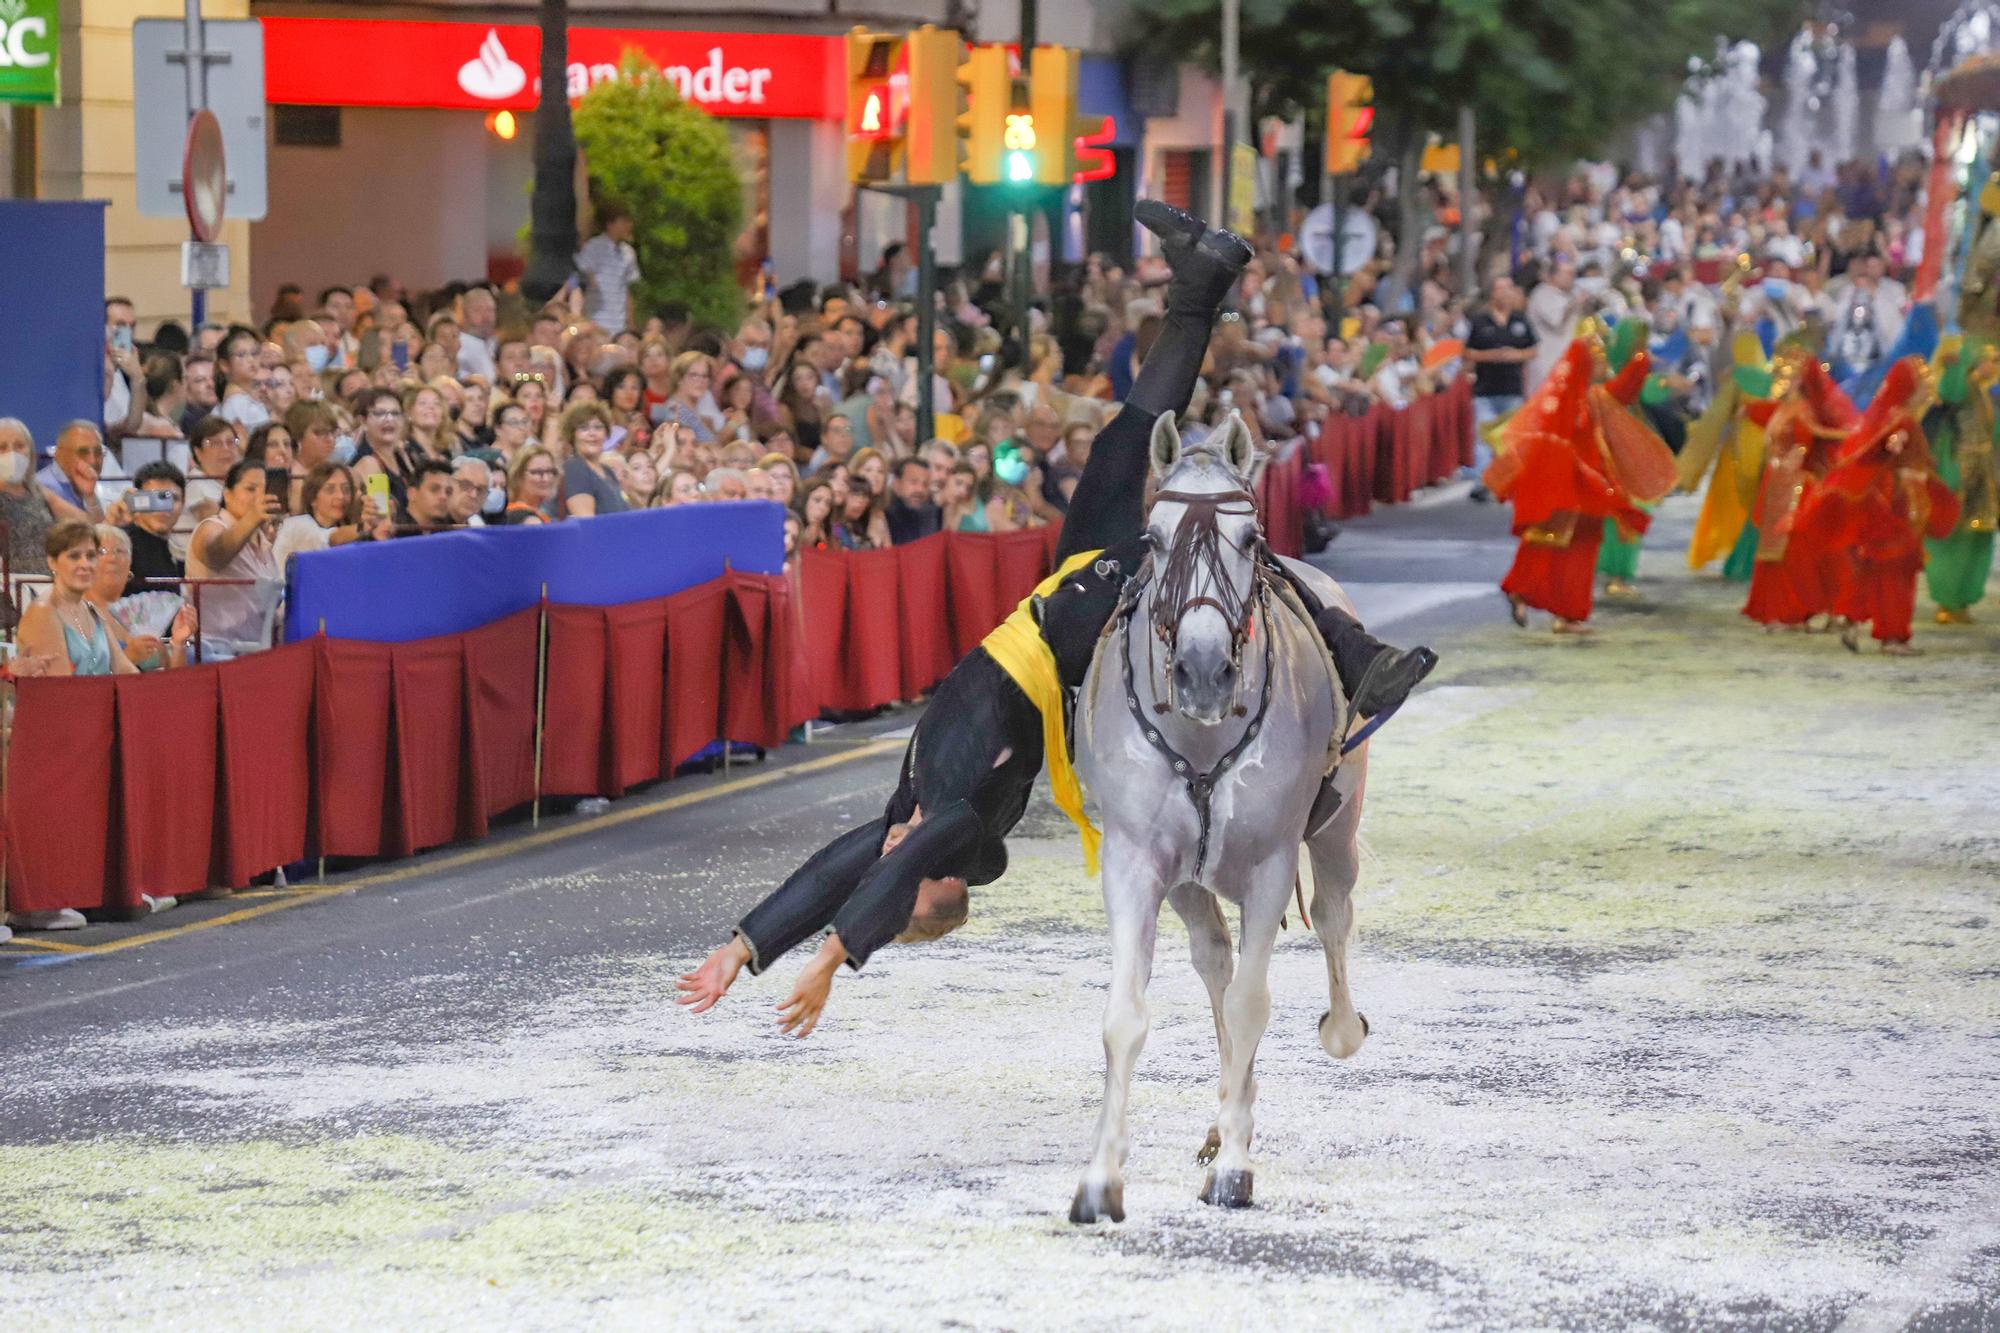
[1742,359,1860,626]
[1793,358,1959,643]
[1486,342,1657,622]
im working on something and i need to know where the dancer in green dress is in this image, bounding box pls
[1596,319,1664,596]
[1923,338,1999,623]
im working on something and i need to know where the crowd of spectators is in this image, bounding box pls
[0,153,1937,933]
[6,154,1932,667]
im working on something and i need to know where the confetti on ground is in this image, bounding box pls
[2,517,1996,1330]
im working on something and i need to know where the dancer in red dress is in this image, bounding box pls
[1794,357,1959,654]
[1485,336,1674,633]
[1741,348,1860,629]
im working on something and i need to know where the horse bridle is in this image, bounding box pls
[1117,481,1276,875]
[1147,487,1267,667]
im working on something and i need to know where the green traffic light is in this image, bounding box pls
[1006,151,1035,183]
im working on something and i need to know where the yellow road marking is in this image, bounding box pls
[3,738,903,959]
[4,936,88,953]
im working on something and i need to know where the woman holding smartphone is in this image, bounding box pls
[185,459,285,660]
[274,462,393,568]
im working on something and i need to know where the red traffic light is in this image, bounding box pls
[1349,107,1375,138]
[856,84,893,139]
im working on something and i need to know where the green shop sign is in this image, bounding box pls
[0,0,58,105]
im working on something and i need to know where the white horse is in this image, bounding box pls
[1069,411,1370,1223]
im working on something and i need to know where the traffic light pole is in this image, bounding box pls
[1017,0,1038,372]
[1328,172,1345,327]
[915,186,939,444]
[861,183,942,444]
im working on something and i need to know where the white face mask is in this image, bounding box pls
[0,451,26,485]
[741,346,769,372]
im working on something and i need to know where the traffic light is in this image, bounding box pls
[957,42,1010,186]
[1002,92,1038,184]
[1325,70,1374,176]
[1028,46,1081,187]
[846,28,904,185]
[904,26,963,187]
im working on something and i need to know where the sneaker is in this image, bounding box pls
[141,894,178,915]
[9,908,85,931]
[0,924,13,945]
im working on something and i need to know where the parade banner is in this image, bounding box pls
[284,501,786,644]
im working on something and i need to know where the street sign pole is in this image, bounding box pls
[170,0,231,330]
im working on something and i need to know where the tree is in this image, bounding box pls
[572,54,746,330]
[521,0,577,305]
[1124,0,1806,290]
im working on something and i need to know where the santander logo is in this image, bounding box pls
[458,29,527,100]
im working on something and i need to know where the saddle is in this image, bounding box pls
[1264,560,1353,841]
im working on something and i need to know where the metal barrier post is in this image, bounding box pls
[532,584,549,828]
[316,616,327,883]
[1,675,11,926]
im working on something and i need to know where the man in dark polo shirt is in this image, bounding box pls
[1463,275,1537,501]
[885,456,942,545]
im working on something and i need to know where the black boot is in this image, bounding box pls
[1128,200,1252,418]
[1347,644,1439,719]
[1313,605,1438,719]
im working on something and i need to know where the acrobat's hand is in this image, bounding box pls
[776,935,848,1038]
[676,936,751,1013]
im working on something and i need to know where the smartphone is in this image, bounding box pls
[365,472,391,516]
[128,489,178,514]
[390,341,409,371]
[109,325,135,354]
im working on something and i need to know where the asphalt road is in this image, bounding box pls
[3,488,1997,1331]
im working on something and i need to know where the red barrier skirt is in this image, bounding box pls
[461,607,539,829]
[665,581,727,768]
[893,535,954,699]
[389,637,469,855]
[944,533,1001,659]
[217,640,315,886]
[994,529,1048,612]
[6,676,116,914]
[1258,448,1304,559]
[540,603,610,797]
[846,547,903,710]
[797,547,849,717]
[606,599,669,793]
[724,571,810,747]
[314,637,396,858]
[113,666,219,911]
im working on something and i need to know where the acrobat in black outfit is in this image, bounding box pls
[678,202,1436,1036]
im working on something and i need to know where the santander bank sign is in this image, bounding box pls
[262,18,843,120]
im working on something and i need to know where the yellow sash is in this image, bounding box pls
[980,548,1103,874]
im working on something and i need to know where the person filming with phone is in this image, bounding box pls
[186,458,284,660]
[118,460,189,594]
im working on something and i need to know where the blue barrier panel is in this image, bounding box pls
[285,501,785,643]
[0,201,107,457]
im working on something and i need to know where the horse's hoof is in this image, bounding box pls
[1070,1181,1125,1225]
[1195,1126,1220,1166]
[1319,1007,1368,1059]
[1199,1168,1254,1209]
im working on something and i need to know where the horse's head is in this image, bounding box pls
[1146,410,1264,725]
